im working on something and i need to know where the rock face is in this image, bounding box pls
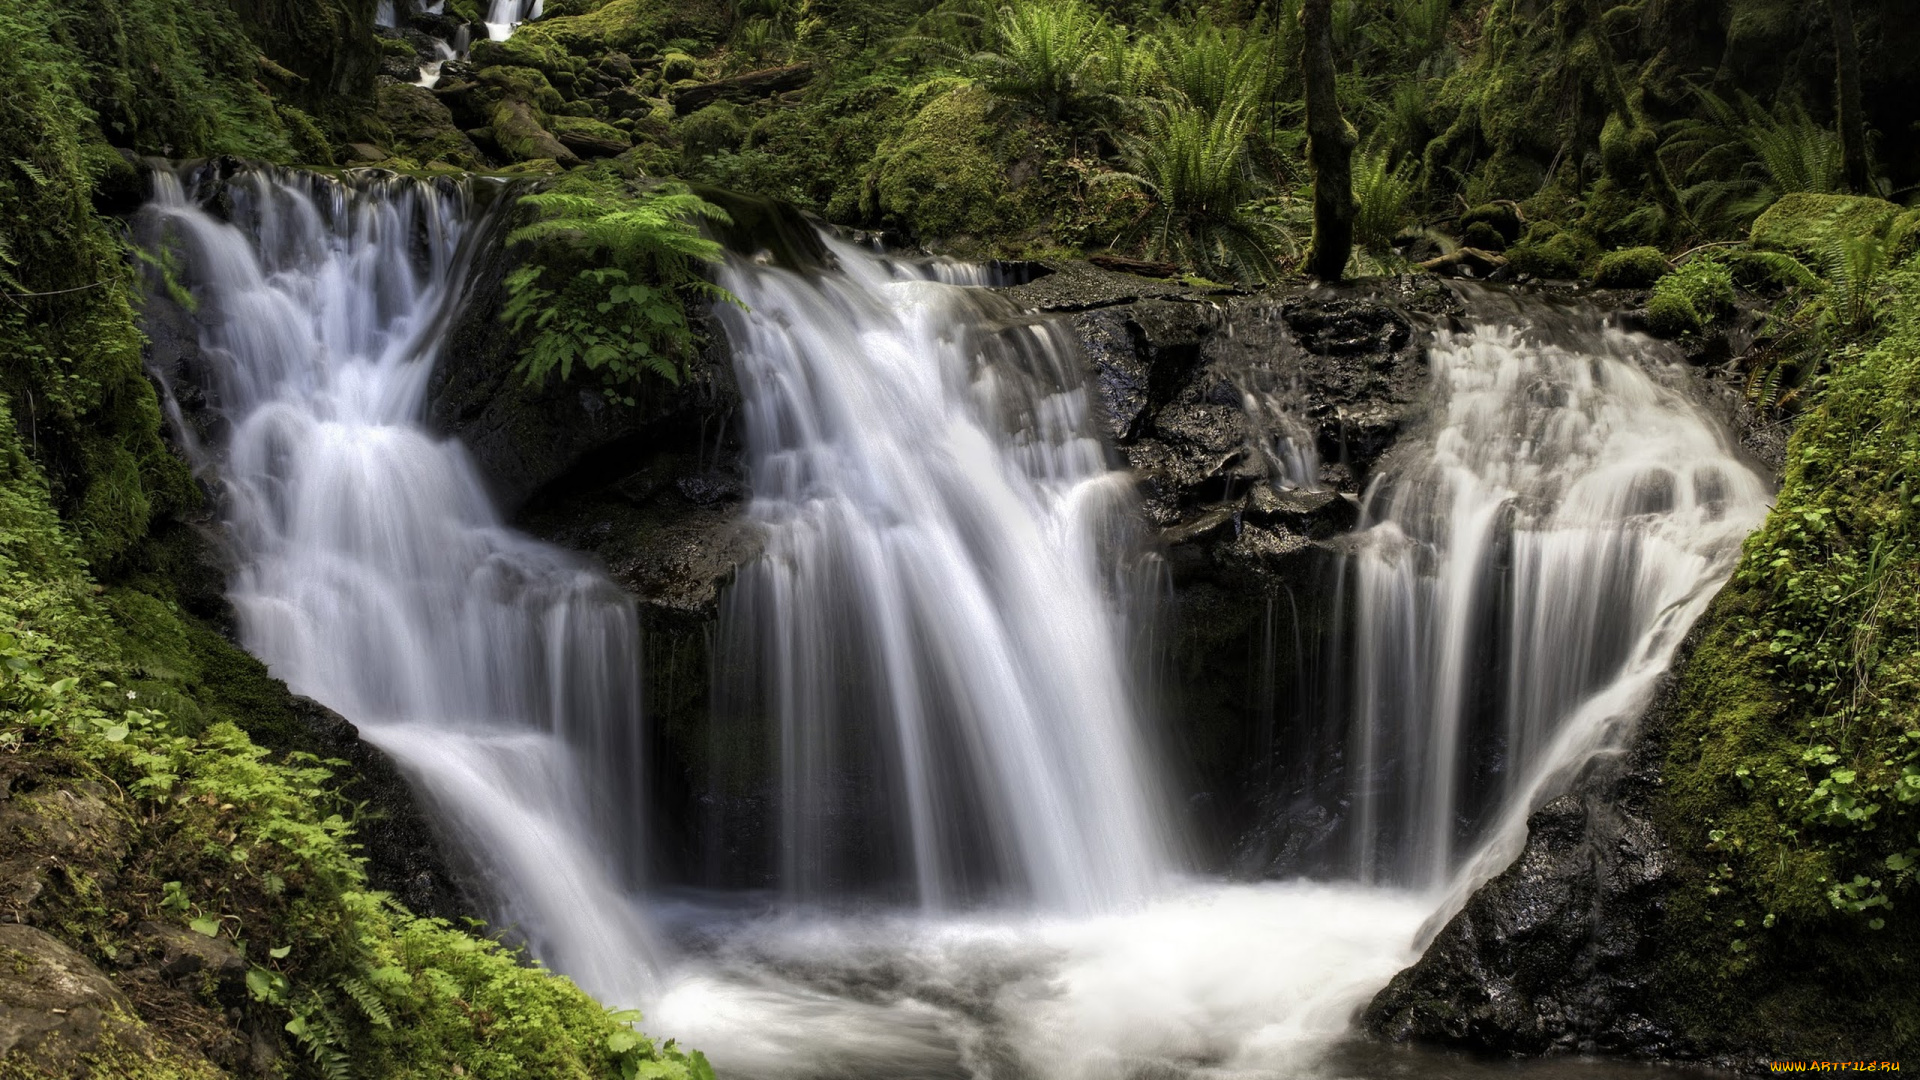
[1362,679,1687,1060]
[0,924,152,1074]
[1044,274,1455,869]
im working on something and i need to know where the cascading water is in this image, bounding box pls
[654,283,1769,1079]
[709,240,1171,911]
[139,166,657,1006]
[142,161,1770,1078]
[1337,292,1770,890]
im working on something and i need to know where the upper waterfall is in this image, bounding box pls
[712,239,1174,912]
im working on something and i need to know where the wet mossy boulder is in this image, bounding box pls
[866,81,1031,245]
[376,81,485,168]
[1645,259,1735,338]
[1459,203,1522,248]
[1750,193,1904,261]
[1506,223,1596,280]
[1593,246,1671,289]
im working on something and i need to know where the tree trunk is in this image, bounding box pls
[1830,0,1871,193]
[1300,0,1354,282]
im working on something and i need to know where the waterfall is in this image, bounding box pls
[139,162,1772,1076]
[1337,293,1771,888]
[138,166,657,1006]
[485,0,541,41]
[711,239,1172,912]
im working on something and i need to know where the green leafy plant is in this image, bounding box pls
[1664,88,1847,236]
[502,183,738,403]
[973,0,1119,124]
[1352,142,1415,254]
[1119,100,1278,281]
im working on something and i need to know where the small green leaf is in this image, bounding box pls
[190,915,220,937]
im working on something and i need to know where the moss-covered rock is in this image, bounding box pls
[867,81,1029,243]
[1505,222,1596,280]
[1645,258,1734,338]
[376,80,485,168]
[675,101,746,162]
[1593,246,1671,288]
[490,97,581,165]
[1750,193,1904,260]
[1459,202,1522,246]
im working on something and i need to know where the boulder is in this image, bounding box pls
[0,924,149,1073]
[489,98,581,167]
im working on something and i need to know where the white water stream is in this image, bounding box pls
[141,167,657,1007]
[146,168,1767,1078]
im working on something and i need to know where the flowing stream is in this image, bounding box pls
[147,168,1767,1078]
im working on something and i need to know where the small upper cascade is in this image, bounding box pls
[712,236,1174,913]
[1337,292,1771,888]
[137,165,658,1006]
[485,0,542,41]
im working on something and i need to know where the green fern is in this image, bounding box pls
[1119,100,1279,281]
[972,0,1121,124]
[339,975,394,1029]
[1664,87,1845,236]
[502,182,738,400]
[1352,141,1416,253]
[1146,16,1276,118]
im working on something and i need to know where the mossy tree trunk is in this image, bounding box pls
[1829,0,1871,192]
[1300,0,1354,282]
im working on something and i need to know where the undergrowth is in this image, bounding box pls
[0,395,706,1078]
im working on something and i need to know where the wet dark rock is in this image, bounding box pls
[1362,646,1743,1067]
[1001,261,1230,313]
[1045,269,1451,873]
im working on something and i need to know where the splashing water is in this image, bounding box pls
[139,166,658,1007]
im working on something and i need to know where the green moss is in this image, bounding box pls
[1593,246,1671,288]
[1459,202,1522,245]
[1645,257,1734,337]
[661,50,697,82]
[1506,223,1596,280]
[1750,194,1904,261]
[675,102,746,162]
[867,81,1029,243]
[1653,260,1920,1059]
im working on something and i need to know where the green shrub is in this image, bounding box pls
[502,178,735,400]
[1593,246,1671,288]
